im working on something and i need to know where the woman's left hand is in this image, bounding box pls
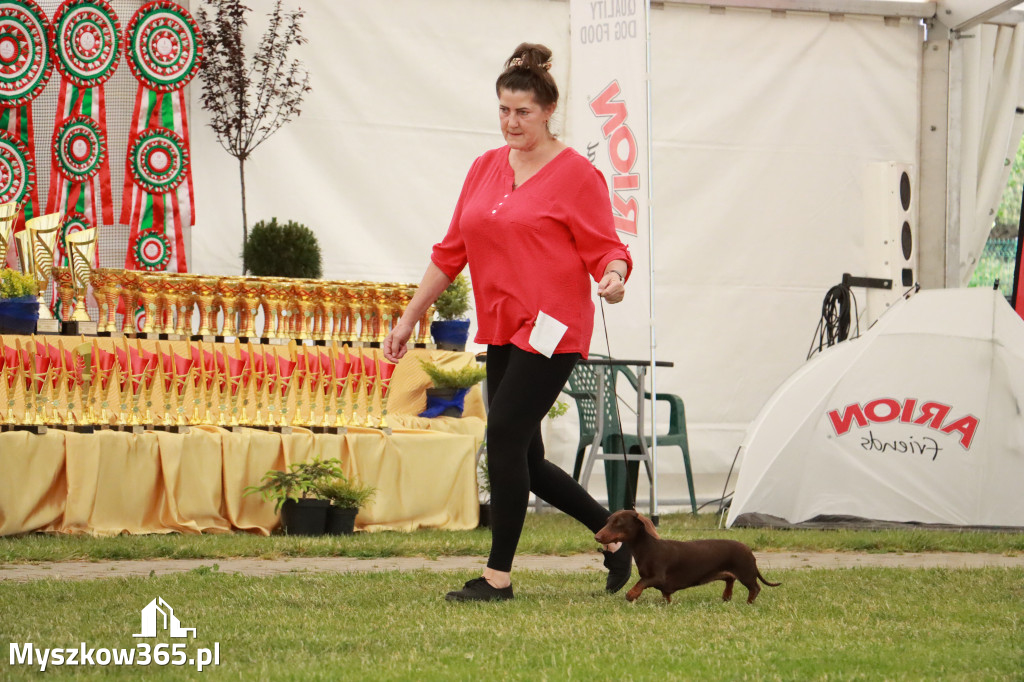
[597,271,625,304]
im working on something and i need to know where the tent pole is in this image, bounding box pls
[1013,161,1024,317]
[644,0,659,520]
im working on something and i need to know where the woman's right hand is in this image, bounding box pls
[383,321,415,363]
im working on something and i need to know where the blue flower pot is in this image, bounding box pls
[430,319,470,351]
[0,296,39,335]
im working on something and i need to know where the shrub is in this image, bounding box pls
[242,218,323,279]
[313,476,376,510]
[419,359,487,389]
[434,273,471,320]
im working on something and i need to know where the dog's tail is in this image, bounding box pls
[757,569,781,587]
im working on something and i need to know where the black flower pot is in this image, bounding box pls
[325,506,358,535]
[478,502,491,528]
[280,498,330,536]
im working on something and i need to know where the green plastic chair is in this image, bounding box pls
[563,357,697,514]
[561,361,636,511]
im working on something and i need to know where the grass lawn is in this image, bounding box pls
[2,513,1023,563]
[1,567,1022,680]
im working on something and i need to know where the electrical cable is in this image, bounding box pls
[717,445,742,527]
[806,281,860,360]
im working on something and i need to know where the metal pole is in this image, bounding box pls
[644,0,659,520]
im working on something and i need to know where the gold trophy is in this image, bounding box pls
[347,352,363,425]
[172,275,196,337]
[216,278,241,338]
[19,338,45,430]
[58,339,88,430]
[378,357,397,432]
[153,278,175,336]
[274,351,296,431]
[361,354,377,427]
[291,352,308,426]
[65,227,98,335]
[1,361,16,428]
[359,285,380,344]
[416,304,435,347]
[73,341,95,429]
[237,279,262,339]
[332,344,351,429]
[304,350,323,428]
[0,200,20,267]
[53,266,76,322]
[135,274,160,336]
[118,270,141,335]
[15,212,62,334]
[313,282,331,342]
[317,348,334,431]
[90,268,120,334]
[250,347,268,426]
[347,285,365,346]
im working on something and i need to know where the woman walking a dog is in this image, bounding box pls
[383,42,632,602]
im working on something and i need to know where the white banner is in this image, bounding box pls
[568,0,649,240]
[568,1,652,369]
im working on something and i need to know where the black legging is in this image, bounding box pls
[485,344,612,572]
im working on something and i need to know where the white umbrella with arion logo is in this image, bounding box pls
[727,288,1024,530]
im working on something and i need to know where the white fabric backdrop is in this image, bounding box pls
[957,23,1024,285]
[189,1,924,505]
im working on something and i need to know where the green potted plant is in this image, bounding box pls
[244,456,342,535]
[0,268,39,335]
[241,217,323,278]
[430,273,472,351]
[314,475,376,535]
[418,359,487,418]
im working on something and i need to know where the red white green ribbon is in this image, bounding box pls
[0,0,51,242]
[121,1,201,274]
[46,0,120,228]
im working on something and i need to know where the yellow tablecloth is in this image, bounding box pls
[0,346,487,536]
[0,419,484,536]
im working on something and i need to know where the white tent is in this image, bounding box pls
[726,288,1024,530]
[185,0,1024,506]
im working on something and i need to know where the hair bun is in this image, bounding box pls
[506,43,553,72]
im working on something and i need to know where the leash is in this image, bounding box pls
[598,297,635,511]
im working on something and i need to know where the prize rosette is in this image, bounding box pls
[50,0,121,88]
[0,0,52,106]
[51,113,105,182]
[0,127,33,204]
[131,226,171,271]
[124,1,202,93]
[127,126,187,194]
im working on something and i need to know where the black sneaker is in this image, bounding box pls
[603,544,632,593]
[445,577,514,602]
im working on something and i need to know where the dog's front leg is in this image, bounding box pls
[625,579,649,602]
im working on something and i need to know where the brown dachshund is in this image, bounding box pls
[594,509,780,604]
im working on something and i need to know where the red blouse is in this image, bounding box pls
[431,146,632,357]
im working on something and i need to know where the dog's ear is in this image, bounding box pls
[636,512,660,539]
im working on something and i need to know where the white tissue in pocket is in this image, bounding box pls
[529,311,568,358]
